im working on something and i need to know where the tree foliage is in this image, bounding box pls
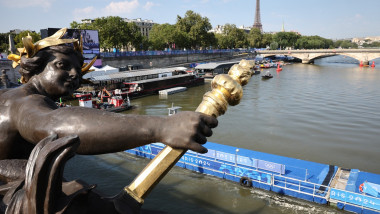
[272,32,300,49]
[0,33,10,53]
[334,40,358,49]
[149,24,176,50]
[70,16,144,51]
[176,10,215,49]
[13,31,41,49]
[295,36,333,49]
[248,28,263,48]
[218,24,248,49]
[362,41,380,48]
[148,10,216,50]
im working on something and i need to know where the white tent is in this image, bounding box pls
[83,65,119,79]
[102,65,119,73]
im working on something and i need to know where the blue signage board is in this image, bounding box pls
[256,160,285,174]
[181,154,221,169]
[330,188,380,211]
[236,155,255,167]
[216,151,236,163]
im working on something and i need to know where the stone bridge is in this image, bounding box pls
[257,49,380,65]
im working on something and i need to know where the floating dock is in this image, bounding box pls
[126,142,380,214]
[159,87,187,95]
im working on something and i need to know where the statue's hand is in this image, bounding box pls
[159,111,218,153]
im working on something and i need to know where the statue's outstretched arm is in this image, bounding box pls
[13,95,217,155]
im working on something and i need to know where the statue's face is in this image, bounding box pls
[36,51,81,97]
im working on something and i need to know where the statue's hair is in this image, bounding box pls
[19,45,84,83]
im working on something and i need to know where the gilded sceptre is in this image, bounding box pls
[115,59,255,212]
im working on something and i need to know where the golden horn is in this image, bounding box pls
[17,48,24,54]
[82,56,98,74]
[49,28,67,39]
[73,34,83,54]
[22,34,35,58]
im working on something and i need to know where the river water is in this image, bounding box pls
[64,56,380,214]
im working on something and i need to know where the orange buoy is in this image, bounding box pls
[359,61,364,67]
[276,63,282,72]
[371,61,375,68]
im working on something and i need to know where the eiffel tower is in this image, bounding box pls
[253,0,263,32]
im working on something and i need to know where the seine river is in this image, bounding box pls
[64,56,380,214]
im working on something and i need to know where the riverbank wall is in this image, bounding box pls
[102,52,252,69]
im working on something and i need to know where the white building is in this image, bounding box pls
[123,18,156,37]
[352,36,380,46]
[208,25,252,34]
[81,18,156,37]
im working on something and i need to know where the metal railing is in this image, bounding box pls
[100,49,253,58]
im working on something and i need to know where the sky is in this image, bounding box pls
[1,0,380,39]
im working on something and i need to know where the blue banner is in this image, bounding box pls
[330,188,380,211]
[236,155,254,167]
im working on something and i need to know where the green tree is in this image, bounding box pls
[149,24,176,50]
[295,35,333,49]
[362,41,380,48]
[273,32,300,49]
[269,41,279,50]
[334,40,357,49]
[262,33,273,49]
[216,24,248,49]
[176,10,213,49]
[0,33,10,53]
[92,16,129,51]
[248,28,263,48]
[125,22,143,51]
[70,16,145,51]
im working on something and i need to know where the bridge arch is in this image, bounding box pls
[257,49,380,65]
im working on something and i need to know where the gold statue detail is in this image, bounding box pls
[124,59,255,205]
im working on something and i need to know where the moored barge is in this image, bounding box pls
[126,142,380,214]
[86,67,204,99]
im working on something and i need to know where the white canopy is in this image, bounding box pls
[102,65,119,72]
[83,65,119,79]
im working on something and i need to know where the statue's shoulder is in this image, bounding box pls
[0,86,45,105]
[0,88,11,96]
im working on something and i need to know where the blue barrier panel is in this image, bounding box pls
[257,160,285,174]
[137,145,152,154]
[330,188,380,211]
[151,146,162,155]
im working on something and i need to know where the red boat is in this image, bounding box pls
[76,92,133,113]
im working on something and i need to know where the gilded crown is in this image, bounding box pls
[7,28,96,83]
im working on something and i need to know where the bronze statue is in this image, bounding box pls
[0,28,217,213]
